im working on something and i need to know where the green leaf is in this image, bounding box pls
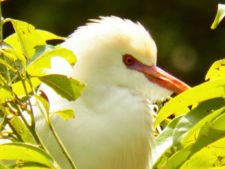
[12,77,41,97]
[211,4,225,29]
[6,112,36,144]
[205,59,225,81]
[154,78,225,127]
[180,137,225,169]
[4,18,46,59]
[10,162,50,169]
[0,58,17,73]
[0,142,57,168]
[154,106,225,169]
[175,98,225,144]
[154,98,225,168]
[34,94,50,124]
[0,163,9,169]
[0,87,14,103]
[38,74,85,101]
[27,45,76,76]
[153,116,183,165]
[1,48,26,68]
[55,109,75,120]
[36,30,65,41]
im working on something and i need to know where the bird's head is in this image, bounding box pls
[62,16,190,102]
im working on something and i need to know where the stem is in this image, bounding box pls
[49,123,77,169]
[0,2,11,86]
[35,99,77,169]
[14,98,42,146]
[20,77,35,125]
[0,1,3,41]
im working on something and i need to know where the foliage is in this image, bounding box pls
[0,2,84,169]
[153,4,225,169]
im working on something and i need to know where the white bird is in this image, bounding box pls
[38,16,190,169]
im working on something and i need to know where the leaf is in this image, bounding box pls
[153,98,225,165]
[153,116,183,164]
[0,142,57,168]
[6,112,37,144]
[4,18,46,59]
[35,95,50,113]
[180,137,225,169]
[205,59,225,81]
[55,109,75,120]
[0,58,17,73]
[1,48,26,68]
[36,30,65,41]
[12,77,41,97]
[38,74,85,101]
[0,163,9,169]
[211,4,225,29]
[154,77,225,127]
[10,162,50,169]
[0,87,14,103]
[27,45,76,76]
[174,98,225,145]
[34,94,50,124]
[154,106,225,169]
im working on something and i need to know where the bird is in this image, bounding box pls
[37,16,190,169]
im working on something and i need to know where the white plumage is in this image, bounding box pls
[38,16,189,169]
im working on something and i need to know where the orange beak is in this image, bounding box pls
[143,66,190,94]
[127,59,190,94]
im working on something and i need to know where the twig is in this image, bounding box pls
[35,97,77,169]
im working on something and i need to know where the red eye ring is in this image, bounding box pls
[123,54,135,66]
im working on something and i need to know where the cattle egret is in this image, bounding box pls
[38,16,190,169]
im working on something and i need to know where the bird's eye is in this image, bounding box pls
[123,54,136,66]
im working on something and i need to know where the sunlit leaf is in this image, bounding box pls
[10,162,50,169]
[154,78,225,127]
[205,59,225,80]
[0,87,14,104]
[55,109,75,120]
[36,30,65,41]
[5,112,36,144]
[211,4,225,29]
[0,58,17,73]
[174,98,225,145]
[154,106,225,169]
[0,142,57,168]
[34,94,50,124]
[35,95,50,113]
[153,98,225,166]
[153,116,183,164]
[4,18,45,58]
[38,74,85,101]
[27,46,76,76]
[180,137,225,169]
[12,77,41,97]
[0,162,9,169]
[1,48,26,68]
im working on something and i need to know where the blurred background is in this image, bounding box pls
[2,0,225,86]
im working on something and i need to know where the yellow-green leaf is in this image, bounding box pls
[4,18,46,58]
[0,142,57,168]
[55,109,75,120]
[12,77,41,97]
[205,59,225,81]
[27,46,76,76]
[154,78,225,128]
[36,30,65,41]
[0,87,14,104]
[38,74,85,101]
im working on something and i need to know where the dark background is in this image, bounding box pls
[3,0,225,86]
